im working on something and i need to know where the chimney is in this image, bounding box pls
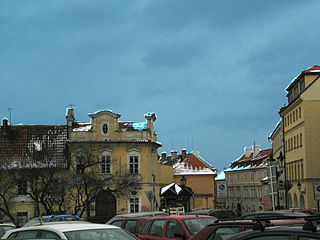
[161,152,167,160]
[245,147,251,158]
[66,108,75,127]
[181,149,187,159]
[145,112,157,131]
[2,118,8,128]
[193,150,199,157]
[171,150,177,161]
[253,145,260,158]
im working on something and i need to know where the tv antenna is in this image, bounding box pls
[8,107,14,125]
[68,104,76,109]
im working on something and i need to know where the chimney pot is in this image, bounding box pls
[245,147,251,158]
[181,149,187,159]
[2,118,8,127]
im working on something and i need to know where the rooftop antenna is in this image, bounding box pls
[8,107,14,125]
[68,104,76,109]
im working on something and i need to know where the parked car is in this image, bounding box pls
[278,209,315,215]
[190,220,256,240]
[227,223,320,240]
[186,209,237,220]
[2,222,139,239]
[137,215,216,240]
[23,214,81,227]
[107,216,149,236]
[107,211,168,223]
[240,210,308,220]
[0,221,16,238]
[190,217,307,240]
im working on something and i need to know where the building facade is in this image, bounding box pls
[225,146,272,216]
[279,65,320,210]
[159,149,216,210]
[67,108,173,218]
[268,120,286,209]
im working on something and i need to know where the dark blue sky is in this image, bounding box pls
[2,0,320,171]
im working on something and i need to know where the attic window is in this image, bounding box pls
[102,123,109,135]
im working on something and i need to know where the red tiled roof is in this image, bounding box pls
[183,153,212,170]
[231,149,272,168]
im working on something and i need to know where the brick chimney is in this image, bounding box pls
[145,112,156,131]
[181,149,187,159]
[161,152,166,161]
[66,108,75,127]
[253,146,260,158]
[193,150,199,157]
[2,118,8,128]
[245,147,251,158]
[171,150,177,161]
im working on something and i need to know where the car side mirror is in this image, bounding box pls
[174,232,186,240]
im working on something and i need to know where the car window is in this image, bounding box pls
[207,227,240,240]
[148,220,166,237]
[124,220,138,234]
[40,230,61,239]
[165,220,185,238]
[110,220,124,227]
[140,220,151,235]
[0,226,15,238]
[64,229,137,240]
[183,218,216,235]
[14,230,39,239]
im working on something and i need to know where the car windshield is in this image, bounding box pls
[183,218,216,235]
[64,228,138,240]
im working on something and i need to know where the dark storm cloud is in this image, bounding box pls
[1,0,320,171]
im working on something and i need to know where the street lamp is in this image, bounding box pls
[180,176,186,186]
[277,152,288,209]
[297,181,306,194]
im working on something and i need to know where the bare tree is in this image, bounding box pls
[0,170,17,221]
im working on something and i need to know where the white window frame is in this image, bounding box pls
[99,149,112,174]
[128,196,141,213]
[128,149,140,174]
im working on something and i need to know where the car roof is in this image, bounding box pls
[227,226,320,239]
[8,222,118,233]
[144,215,215,220]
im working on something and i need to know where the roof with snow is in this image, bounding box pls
[160,183,193,197]
[171,151,216,176]
[215,171,226,180]
[226,148,272,172]
[286,65,320,91]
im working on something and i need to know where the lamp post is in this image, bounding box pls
[277,152,288,209]
[297,181,306,194]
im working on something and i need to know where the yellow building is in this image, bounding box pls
[279,65,320,210]
[159,150,216,210]
[67,108,173,218]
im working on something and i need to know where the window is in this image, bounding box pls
[250,172,254,180]
[244,173,248,180]
[140,221,151,235]
[257,188,262,198]
[129,155,139,174]
[294,85,299,99]
[14,230,39,239]
[299,107,301,118]
[100,152,112,174]
[236,174,240,181]
[300,133,303,147]
[208,227,240,240]
[149,220,165,237]
[250,188,255,198]
[128,196,140,213]
[17,182,27,195]
[102,123,109,135]
[300,79,305,92]
[248,235,290,240]
[229,187,234,198]
[258,172,262,180]
[244,188,248,198]
[165,220,184,238]
[124,220,140,234]
[110,220,123,227]
[40,231,60,239]
[236,188,240,198]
